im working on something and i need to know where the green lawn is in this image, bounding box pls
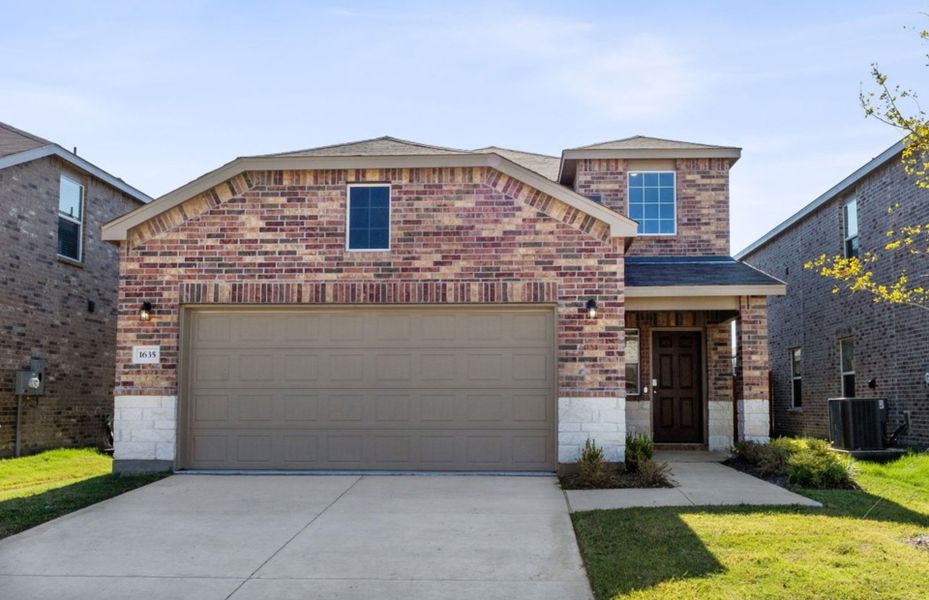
[572,453,929,600]
[0,448,167,540]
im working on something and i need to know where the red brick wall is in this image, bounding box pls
[735,296,770,403]
[115,167,625,400]
[573,158,732,256]
[0,156,140,456]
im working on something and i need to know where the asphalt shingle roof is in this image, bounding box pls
[253,136,466,158]
[247,136,564,181]
[472,146,560,180]
[568,135,738,152]
[625,256,783,287]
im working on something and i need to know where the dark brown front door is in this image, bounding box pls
[653,331,704,444]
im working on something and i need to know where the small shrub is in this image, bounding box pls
[771,436,831,455]
[786,447,855,488]
[636,458,672,487]
[754,444,789,476]
[577,438,611,487]
[625,433,654,473]
[733,440,765,464]
[734,436,849,483]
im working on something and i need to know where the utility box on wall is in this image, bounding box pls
[14,357,45,396]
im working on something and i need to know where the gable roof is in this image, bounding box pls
[472,146,560,181]
[735,139,906,260]
[568,135,739,153]
[0,121,151,204]
[102,136,639,242]
[254,136,465,158]
[559,135,741,186]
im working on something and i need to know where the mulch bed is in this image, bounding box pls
[723,455,859,490]
[559,469,673,490]
[722,455,790,488]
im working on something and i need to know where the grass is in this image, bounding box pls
[0,448,168,539]
[572,453,929,600]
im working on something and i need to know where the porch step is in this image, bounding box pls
[654,443,706,451]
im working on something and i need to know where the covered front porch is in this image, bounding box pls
[623,256,785,451]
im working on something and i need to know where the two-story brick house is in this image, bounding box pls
[0,122,150,457]
[101,136,784,473]
[739,140,927,449]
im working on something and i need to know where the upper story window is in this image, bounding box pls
[789,347,802,408]
[58,175,84,262]
[347,184,390,251]
[839,337,855,397]
[843,198,859,258]
[628,171,675,235]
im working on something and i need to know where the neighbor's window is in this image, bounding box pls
[843,198,859,258]
[347,184,390,251]
[628,171,675,235]
[625,328,640,395]
[789,347,802,408]
[58,175,84,261]
[839,337,855,397]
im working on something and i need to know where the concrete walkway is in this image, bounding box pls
[565,460,822,512]
[0,475,591,600]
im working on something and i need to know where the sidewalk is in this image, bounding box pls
[565,459,822,512]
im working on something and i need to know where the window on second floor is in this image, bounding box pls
[789,347,802,408]
[347,184,390,251]
[839,337,855,397]
[58,175,84,262]
[843,198,859,258]
[628,171,676,235]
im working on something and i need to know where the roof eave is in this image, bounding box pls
[0,145,151,204]
[102,152,639,242]
[561,147,742,162]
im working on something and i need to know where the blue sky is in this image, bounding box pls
[2,1,926,251]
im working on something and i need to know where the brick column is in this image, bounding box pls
[735,296,770,443]
[706,321,735,450]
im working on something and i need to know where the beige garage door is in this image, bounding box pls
[182,307,556,471]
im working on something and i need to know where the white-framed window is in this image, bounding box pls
[789,347,802,408]
[625,328,640,395]
[839,337,855,397]
[628,171,676,235]
[58,175,84,262]
[843,198,859,258]
[346,183,390,251]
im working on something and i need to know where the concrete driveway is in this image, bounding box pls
[0,475,592,600]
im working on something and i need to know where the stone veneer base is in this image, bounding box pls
[558,396,626,463]
[113,395,177,462]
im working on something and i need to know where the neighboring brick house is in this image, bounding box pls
[739,140,928,449]
[101,135,784,473]
[0,122,150,457]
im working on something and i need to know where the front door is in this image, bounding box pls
[653,331,704,444]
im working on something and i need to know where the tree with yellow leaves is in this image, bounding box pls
[806,17,929,311]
